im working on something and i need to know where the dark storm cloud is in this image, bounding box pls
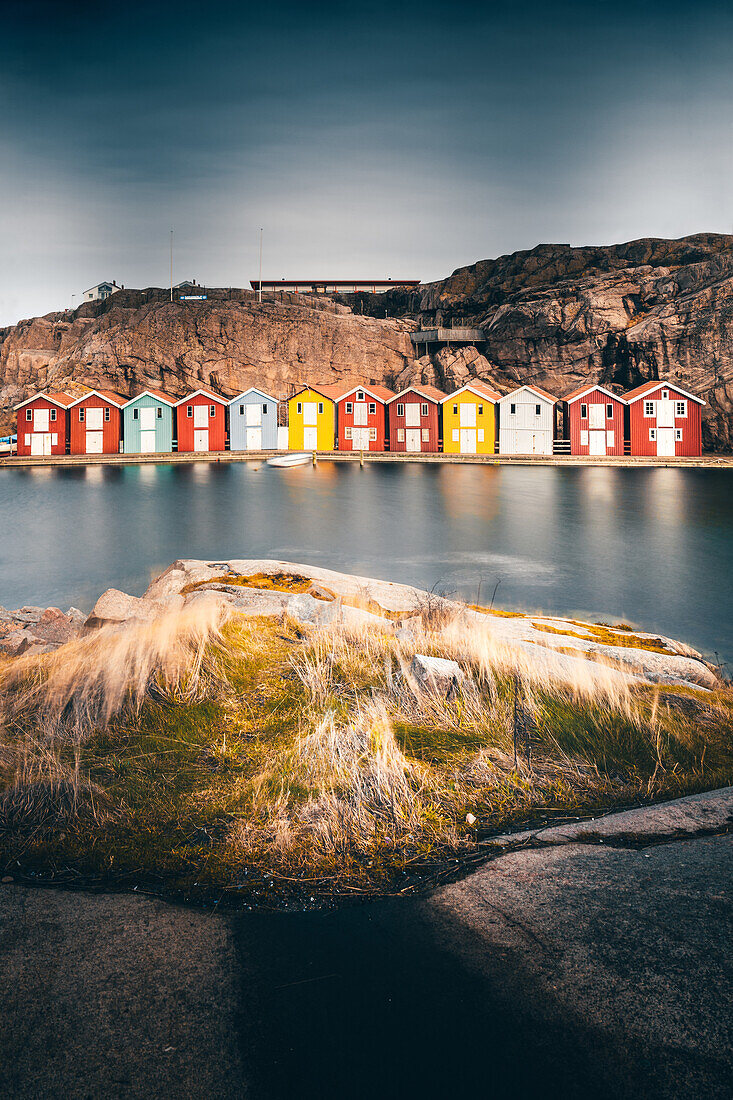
[2,0,733,323]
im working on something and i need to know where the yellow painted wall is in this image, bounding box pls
[288,389,336,450]
[442,391,496,454]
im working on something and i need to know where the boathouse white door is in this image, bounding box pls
[405,428,421,452]
[246,427,261,449]
[353,403,368,426]
[657,428,675,456]
[303,426,318,449]
[460,429,476,453]
[246,404,262,449]
[193,405,208,429]
[352,427,370,449]
[139,407,156,452]
[589,431,606,456]
[30,433,52,456]
[657,399,675,429]
[34,409,49,432]
[303,403,318,425]
[193,429,209,451]
[405,404,420,428]
[86,431,103,453]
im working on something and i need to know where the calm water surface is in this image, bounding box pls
[0,462,731,665]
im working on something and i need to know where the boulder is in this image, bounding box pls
[86,589,145,628]
[410,654,466,696]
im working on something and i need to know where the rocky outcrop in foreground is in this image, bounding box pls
[2,559,717,692]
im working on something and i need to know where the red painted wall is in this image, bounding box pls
[16,398,68,456]
[336,394,388,451]
[69,395,122,454]
[566,391,626,456]
[628,385,702,456]
[176,394,227,452]
[387,392,441,452]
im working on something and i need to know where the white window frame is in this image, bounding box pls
[209,404,216,418]
[662,389,669,399]
[297,402,302,414]
[79,408,85,422]
[396,403,404,417]
[156,407,163,418]
[535,404,541,416]
[606,403,613,419]
[369,427,377,441]
[421,427,429,442]
[25,409,32,421]
[649,428,657,441]
[368,402,376,415]
[50,408,57,422]
[186,405,193,418]
[452,404,458,415]
[478,404,483,415]
[104,407,110,422]
[133,408,139,420]
[356,390,364,401]
[644,401,655,417]
[452,428,459,442]
[344,426,353,440]
[345,402,353,414]
[318,402,324,414]
[421,403,429,417]
[674,428,682,441]
[580,429,588,446]
[397,427,405,442]
[675,401,687,418]
[580,403,587,419]
[239,405,245,415]
[510,403,516,415]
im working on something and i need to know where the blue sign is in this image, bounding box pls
[180,294,207,300]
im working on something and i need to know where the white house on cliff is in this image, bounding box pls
[83,280,122,302]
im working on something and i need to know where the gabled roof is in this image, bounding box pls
[14,391,75,411]
[174,386,228,406]
[564,384,627,406]
[440,380,501,403]
[290,383,349,402]
[387,384,445,405]
[498,384,557,404]
[338,384,395,404]
[228,387,278,405]
[624,380,705,405]
[68,389,127,408]
[122,389,177,408]
[83,281,117,294]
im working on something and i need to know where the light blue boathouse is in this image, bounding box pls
[122,389,176,454]
[228,388,278,450]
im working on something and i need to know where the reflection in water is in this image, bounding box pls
[0,463,730,664]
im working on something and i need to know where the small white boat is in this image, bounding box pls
[266,452,312,468]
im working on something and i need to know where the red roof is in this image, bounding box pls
[144,388,176,403]
[338,383,395,403]
[624,380,704,405]
[14,390,75,411]
[387,384,445,404]
[441,380,502,403]
[564,384,626,405]
[291,383,350,402]
[68,389,127,408]
[175,386,228,406]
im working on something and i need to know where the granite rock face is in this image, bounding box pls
[3,234,733,448]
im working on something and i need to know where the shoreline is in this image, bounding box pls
[1,449,732,469]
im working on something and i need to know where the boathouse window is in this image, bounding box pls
[422,428,429,441]
[606,404,613,419]
[453,404,458,415]
[649,428,657,441]
[421,404,428,417]
[345,402,353,414]
[239,405,244,415]
[452,429,459,442]
[675,428,683,441]
[209,405,215,417]
[318,403,324,414]
[580,404,587,418]
[510,403,516,415]
[104,408,110,421]
[357,391,364,401]
[50,409,57,422]
[133,409,139,420]
[369,403,376,415]
[297,402,302,414]
[644,401,655,417]
[79,408,85,422]
[51,434,57,445]
[25,409,32,421]
[397,403,404,417]
[369,427,377,441]
[157,407,162,418]
[676,401,687,417]
[580,430,588,446]
[535,404,541,416]
[478,404,483,415]
[186,406,193,418]
[344,426,352,440]
[662,389,669,399]
[397,428,405,442]
[262,404,268,414]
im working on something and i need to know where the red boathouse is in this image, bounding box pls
[68,390,126,455]
[625,381,704,457]
[15,391,74,456]
[175,387,228,452]
[564,385,626,456]
[387,386,443,453]
[336,384,394,451]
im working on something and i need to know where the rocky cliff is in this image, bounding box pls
[379,232,733,451]
[3,233,733,448]
[0,288,416,432]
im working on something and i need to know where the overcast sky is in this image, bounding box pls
[1,0,732,325]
